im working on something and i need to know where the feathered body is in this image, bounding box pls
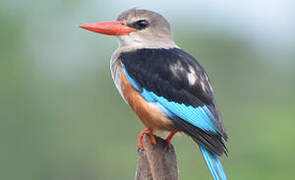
[111,47,227,155]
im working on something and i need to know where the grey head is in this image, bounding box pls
[116,8,177,48]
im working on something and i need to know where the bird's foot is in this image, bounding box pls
[138,129,156,149]
[165,131,177,147]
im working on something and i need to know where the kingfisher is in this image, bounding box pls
[80,8,228,180]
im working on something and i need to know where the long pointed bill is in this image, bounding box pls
[79,21,136,36]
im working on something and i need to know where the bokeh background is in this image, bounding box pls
[1,0,295,179]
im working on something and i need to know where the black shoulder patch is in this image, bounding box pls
[120,48,214,107]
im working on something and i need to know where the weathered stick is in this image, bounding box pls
[135,134,178,180]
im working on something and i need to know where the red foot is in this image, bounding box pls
[165,131,177,147]
[138,129,156,149]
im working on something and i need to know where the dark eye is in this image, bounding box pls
[136,20,149,28]
[130,19,149,30]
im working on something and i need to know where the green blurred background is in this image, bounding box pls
[1,0,295,179]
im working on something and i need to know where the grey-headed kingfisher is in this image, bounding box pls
[80,8,228,180]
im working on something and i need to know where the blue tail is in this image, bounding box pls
[199,144,227,180]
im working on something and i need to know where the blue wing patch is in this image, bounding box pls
[123,65,220,133]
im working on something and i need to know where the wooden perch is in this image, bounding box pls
[135,134,178,180]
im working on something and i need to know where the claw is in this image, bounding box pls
[138,129,156,149]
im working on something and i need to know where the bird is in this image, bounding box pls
[80,8,228,180]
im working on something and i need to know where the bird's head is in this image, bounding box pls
[80,8,177,48]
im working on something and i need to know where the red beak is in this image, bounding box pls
[79,21,136,36]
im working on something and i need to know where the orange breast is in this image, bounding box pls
[120,70,175,132]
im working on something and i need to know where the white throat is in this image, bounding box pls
[117,32,178,49]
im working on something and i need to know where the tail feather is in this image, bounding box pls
[199,144,227,180]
